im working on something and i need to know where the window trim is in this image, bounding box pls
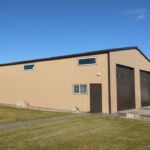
[77,57,97,66]
[24,64,35,71]
[72,84,88,95]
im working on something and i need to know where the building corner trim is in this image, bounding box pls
[108,52,111,113]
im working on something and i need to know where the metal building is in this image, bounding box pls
[0,46,149,113]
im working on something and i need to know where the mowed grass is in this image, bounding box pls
[0,105,70,124]
[0,114,150,150]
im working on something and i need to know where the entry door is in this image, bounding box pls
[90,84,102,113]
[117,65,135,111]
[140,71,150,106]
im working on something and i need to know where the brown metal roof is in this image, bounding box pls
[0,46,149,66]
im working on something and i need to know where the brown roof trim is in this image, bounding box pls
[0,46,149,66]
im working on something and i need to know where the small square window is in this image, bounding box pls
[73,84,87,94]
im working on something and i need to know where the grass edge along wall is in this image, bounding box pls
[0,47,149,113]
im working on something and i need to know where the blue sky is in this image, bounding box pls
[0,0,150,63]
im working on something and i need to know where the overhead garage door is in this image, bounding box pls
[140,71,150,107]
[117,65,135,111]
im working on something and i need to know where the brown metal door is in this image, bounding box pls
[90,84,102,113]
[117,65,135,111]
[140,71,150,107]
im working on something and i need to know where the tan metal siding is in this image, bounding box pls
[110,49,150,113]
[0,54,109,113]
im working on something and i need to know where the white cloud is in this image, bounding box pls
[125,8,147,15]
[124,8,148,21]
[136,14,146,21]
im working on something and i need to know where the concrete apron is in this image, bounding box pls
[117,106,150,120]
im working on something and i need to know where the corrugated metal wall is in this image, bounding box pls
[110,49,150,113]
[0,54,109,112]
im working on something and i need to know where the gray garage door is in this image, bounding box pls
[117,65,135,111]
[140,71,150,107]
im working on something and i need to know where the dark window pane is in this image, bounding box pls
[80,85,87,94]
[24,65,34,70]
[74,85,79,93]
[79,58,96,65]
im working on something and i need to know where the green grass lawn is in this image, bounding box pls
[0,105,70,124]
[0,114,150,150]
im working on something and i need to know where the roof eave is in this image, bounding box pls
[0,46,149,66]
